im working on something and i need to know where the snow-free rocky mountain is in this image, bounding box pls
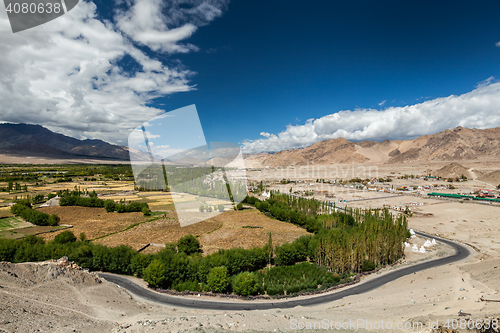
[0,123,130,160]
[247,126,500,166]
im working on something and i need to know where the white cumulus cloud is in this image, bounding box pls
[115,0,229,53]
[242,81,500,153]
[0,0,228,144]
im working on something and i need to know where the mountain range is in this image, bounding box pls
[2,123,500,165]
[247,126,500,166]
[0,123,130,160]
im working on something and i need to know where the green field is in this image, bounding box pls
[0,215,70,239]
[0,216,27,231]
[0,225,71,239]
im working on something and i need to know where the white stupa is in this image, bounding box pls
[419,246,426,253]
[423,240,432,247]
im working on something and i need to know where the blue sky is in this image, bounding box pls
[161,0,500,148]
[1,0,500,153]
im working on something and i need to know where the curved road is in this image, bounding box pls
[99,231,471,310]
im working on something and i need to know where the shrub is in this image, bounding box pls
[104,199,116,212]
[236,203,243,210]
[176,235,201,255]
[143,260,166,288]
[274,243,298,266]
[54,231,77,244]
[24,235,45,245]
[173,280,201,292]
[207,266,229,293]
[142,206,150,216]
[48,214,60,226]
[115,203,125,213]
[130,253,153,277]
[242,196,260,205]
[258,262,342,296]
[232,271,258,296]
[361,260,376,272]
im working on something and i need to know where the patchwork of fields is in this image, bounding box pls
[0,176,307,253]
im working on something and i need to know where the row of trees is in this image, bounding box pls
[57,189,150,215]
[104,200,150,215]
[314,209,408,273]
[0,231,347,297]
[12,193,51,204]
[10,201,59,226]
[59,195,104,208]
[0,182,28,192]
[244,195,408,274]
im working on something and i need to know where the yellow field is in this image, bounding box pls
[149,200,174,206]
[205,200,231,205]
[99,195,142,201]
[140,191,169,196]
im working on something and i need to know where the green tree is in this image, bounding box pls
[142,206,151,216]
[207,266,229,293]
[232,271,258,296]
[176,235,201,255]
[264,232,273,267]
[48,214,60,226]
[143,260,166,288]
[217,204,224,212]
[53,231,77,244]
[275,243,298,266]
[104,200,116,212]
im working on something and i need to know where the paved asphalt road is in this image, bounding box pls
[99,231,471,310]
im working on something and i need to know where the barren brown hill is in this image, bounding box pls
[478,170,500,186]
[432,162,482,180]
[387,126,500,163]
[248,126,500,166]
[254,138,368,166]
